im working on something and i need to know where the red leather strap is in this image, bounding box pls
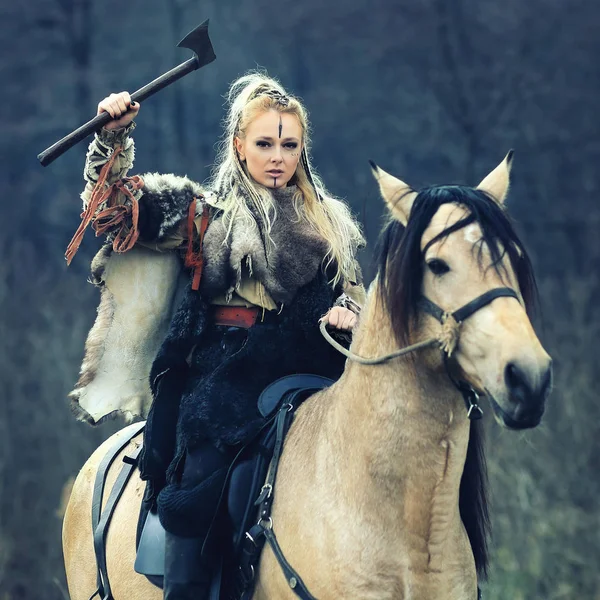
[184,201,210,291]
[212,306,260,328]
[65,146,123,265]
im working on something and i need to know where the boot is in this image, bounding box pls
[163,530,212,600]
[160,443,234,599]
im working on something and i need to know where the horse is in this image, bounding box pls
[63,153,552,600]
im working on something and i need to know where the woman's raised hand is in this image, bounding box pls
[98,91,140,130]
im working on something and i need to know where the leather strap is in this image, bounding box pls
[262,527,317,600]
[212,306,260,328]
[420,287,519,324]
[241,392,320,599]
[453,287,519,322]
[419,287,519,421]
[66,148,126,265]
[89,422,145,600]
[185,201,210,291]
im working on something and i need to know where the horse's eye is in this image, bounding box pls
[427,258,450,276]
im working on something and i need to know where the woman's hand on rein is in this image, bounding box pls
[98,91,140,131]
[322,307,358,332]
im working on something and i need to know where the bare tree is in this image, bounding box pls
[420,0,562,181]
[165,0,197,165]
[35,0,94,122]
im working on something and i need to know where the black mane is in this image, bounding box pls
[374,184,539,579]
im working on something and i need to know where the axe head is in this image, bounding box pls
[178,19,216,68]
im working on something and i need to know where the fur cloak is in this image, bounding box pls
[70,174,354,443]
[69,172,205,424]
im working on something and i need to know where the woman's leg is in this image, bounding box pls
[159,443,231,600]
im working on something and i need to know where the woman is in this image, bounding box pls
[68,73,365,599]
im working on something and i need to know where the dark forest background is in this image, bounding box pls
[1,0,599,598]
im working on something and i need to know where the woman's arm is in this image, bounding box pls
[81,92,140,211]
[321,258,366,340]
[67,92,207,263]
[80,123,138,211]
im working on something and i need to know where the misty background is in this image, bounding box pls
[1,0,599,598]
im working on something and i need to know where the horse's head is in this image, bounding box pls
[372,154,552,430]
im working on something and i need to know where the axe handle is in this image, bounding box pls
[38,56,198,167]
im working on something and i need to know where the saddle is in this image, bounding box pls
[90,374,333,600]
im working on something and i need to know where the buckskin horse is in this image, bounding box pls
[63,154,552,599]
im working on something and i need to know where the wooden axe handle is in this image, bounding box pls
[38,57,205,167]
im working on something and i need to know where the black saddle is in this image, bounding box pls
[121,374,333,600]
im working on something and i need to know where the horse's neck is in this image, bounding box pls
[337,284,469,434]
[327,287,471,558]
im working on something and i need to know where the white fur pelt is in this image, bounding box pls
[69,245,184,424]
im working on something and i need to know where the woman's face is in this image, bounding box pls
[235,109,303,189]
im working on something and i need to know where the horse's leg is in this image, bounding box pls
[63,424,161,600]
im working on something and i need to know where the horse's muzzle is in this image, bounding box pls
[489,359,553,429]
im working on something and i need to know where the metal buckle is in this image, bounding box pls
[466,390,484,420]
[259,483,272,500]
[467,403,484,419]
[258,516,273,530]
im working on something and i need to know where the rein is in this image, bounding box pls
[319,319,438,364]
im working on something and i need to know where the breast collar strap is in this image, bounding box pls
[419,287,519,420]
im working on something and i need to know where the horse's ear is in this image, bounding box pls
[369,161,417,225]
[476,150,514,205]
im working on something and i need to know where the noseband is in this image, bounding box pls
[419,286,519,419]
[320,286,520,420]
[419,287,519,325]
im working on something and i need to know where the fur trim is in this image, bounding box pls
[202,186,329,304]
[139,172,206,243]
[176,270,346,450]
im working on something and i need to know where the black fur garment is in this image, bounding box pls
[179,269,346,451]
[135,178,350,492]
[139,268,346,483]
[150,269,347,538]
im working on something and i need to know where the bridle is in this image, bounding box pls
[419,286,519,418]
[321,208,524,419]
[320,286,520,420]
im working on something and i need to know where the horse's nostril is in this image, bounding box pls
[505,362,530,403]
[505,360,552,406]
[506,363,521,388]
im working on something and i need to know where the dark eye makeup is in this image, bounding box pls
[254,140,299,149]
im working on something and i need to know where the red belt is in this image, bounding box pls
[212,306,260,328]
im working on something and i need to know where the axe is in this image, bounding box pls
[38,20,216,167]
